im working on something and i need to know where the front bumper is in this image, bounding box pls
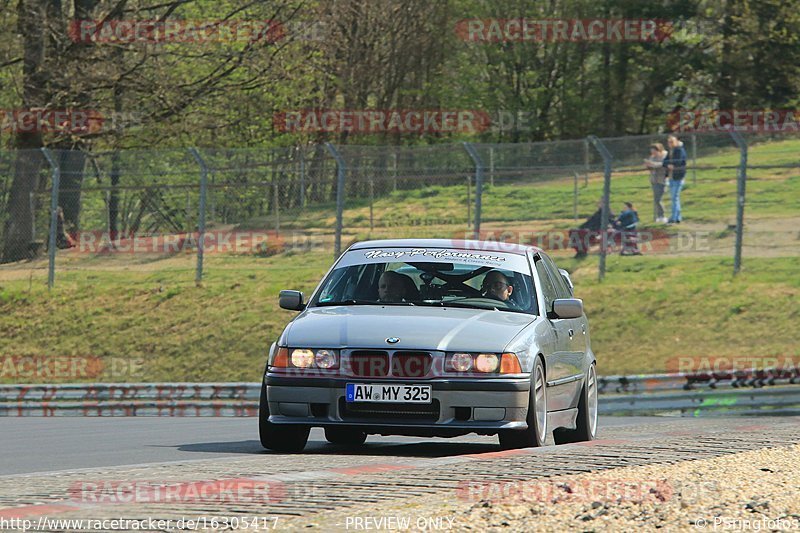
[265,374,531,436]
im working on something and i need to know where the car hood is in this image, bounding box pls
[282,305,536,352]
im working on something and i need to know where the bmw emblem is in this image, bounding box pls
[386,337,400,344]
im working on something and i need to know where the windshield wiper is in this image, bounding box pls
[316,299,415,307]
[316,299,376,306]
[417,299,530,313]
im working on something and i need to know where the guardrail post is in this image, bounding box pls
[587,136,613,282]
[462,142,483,238]
[189,148,208,286]
[41,148,60,290]
[728,130,748,275]
[325,142,346,259]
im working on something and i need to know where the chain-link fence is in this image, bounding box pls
[1,130,797,287]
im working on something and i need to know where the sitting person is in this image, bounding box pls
[481,270,514,302]
[569,199,615,258]
[614,202,641,256]
[377,271,409,302]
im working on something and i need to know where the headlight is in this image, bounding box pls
[291,349,315,368]
[315,349,337,369]
[475,353,499,373]
[450,353,473,372]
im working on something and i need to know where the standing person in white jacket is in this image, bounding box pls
[644,143,669,223]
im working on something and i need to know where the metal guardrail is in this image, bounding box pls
[1,374,799,416]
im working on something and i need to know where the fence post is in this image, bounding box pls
[29,192,36,242]
[728,130,748,275]
[189,148,208,286]
[466,175,471,228]
[573,171,579,220]
[583,138,590,187]
[369,176,374,231]
[325,142,346,259]
[41,148,60,290]
[691,133,697,185]
[298,146,306,208]
[274,181,280,232]
[462,142,483,239]
[587,136,613,282]
[489,146,495,187]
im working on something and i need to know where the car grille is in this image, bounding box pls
[349,351,389,377]
[391,352,432,378]
[339,398,440,421]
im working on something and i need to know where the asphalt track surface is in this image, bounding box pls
[1,415,798,529]
[0,415,657,476]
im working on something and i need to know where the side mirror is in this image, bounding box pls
[279,290,306,311]
[551,298,583,319]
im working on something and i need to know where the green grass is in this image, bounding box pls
[0,137,797,382]
[1,253,798,382]
[267,137,800,232]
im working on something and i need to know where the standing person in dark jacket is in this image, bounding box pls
[663,134,688,223]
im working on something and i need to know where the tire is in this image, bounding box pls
[259,381,310,453]
[554,363,598,444]
[499,356,547,449]
[324,427,368,446]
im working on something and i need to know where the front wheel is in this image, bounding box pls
[499,357,547,449]
[554,363,598,444]
[259,382,310,453]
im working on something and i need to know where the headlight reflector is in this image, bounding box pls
[450,353,473,372]
[475,353,499,373]
[314,349,337,369]
[290,349,315,368]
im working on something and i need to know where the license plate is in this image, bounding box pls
[346,383,432,404]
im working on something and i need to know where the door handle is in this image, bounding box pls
[568,328,574,338]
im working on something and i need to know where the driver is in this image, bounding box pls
[378,271,407,302]
[481,270,513,302]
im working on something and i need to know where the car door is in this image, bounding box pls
[541,253,587,409]
[533,255,574,411]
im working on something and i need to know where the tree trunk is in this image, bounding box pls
[2,140,45,262]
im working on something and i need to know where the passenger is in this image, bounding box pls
[481,270,513,302]
[378,271,407,302]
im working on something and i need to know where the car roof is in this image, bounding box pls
[348,238,543,256]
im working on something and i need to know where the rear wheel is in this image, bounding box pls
[324,427,368,447]
[554,363,598,444]
[499,357,547,449]
[259,382,310,453]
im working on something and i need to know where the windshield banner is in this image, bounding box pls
[337,247,530,273]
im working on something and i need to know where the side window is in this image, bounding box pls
[534,258,557,311]
[541,254,572,299]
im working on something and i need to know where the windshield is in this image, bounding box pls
[311,247,538,314]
